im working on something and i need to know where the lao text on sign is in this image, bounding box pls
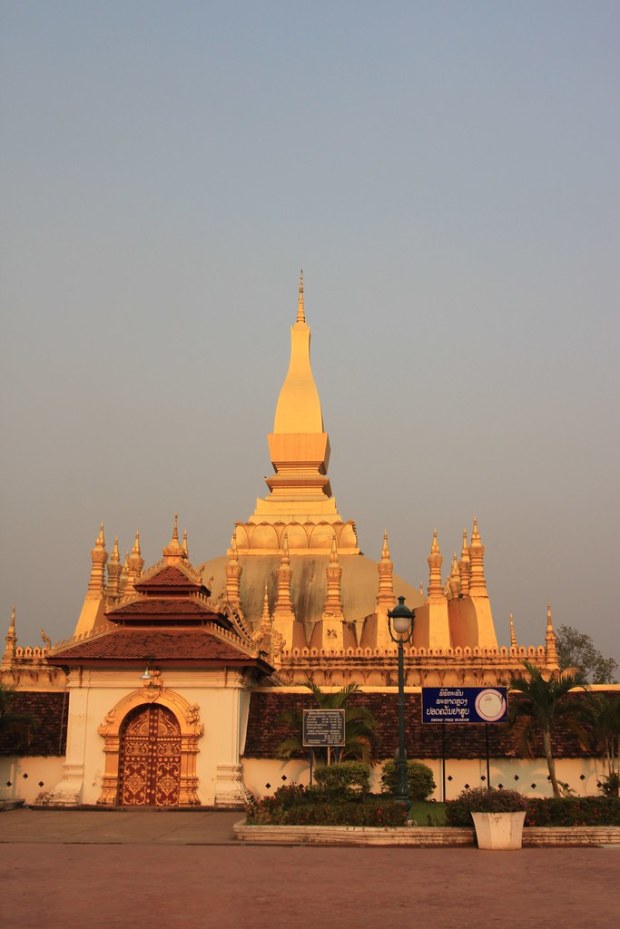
[421,687,508,724]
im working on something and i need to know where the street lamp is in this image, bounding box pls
[387,596,415,806]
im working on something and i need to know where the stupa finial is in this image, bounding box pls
[297,269,305,323]
[381,530,390,560]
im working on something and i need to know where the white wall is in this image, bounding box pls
[0,756,65,805]
[242,756,607,801]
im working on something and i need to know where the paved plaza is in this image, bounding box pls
[1,810,619,929]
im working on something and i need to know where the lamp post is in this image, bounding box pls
[387,596,415,806]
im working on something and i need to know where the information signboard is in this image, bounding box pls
[421,687,508,724]
[302,709,346,747]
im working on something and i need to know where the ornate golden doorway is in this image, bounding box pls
[118,704,182,807]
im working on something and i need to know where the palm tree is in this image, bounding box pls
[509,661,588,799]
[582,693,620,796]
[277,681,378,764]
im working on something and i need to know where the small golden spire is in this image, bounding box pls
[1,606,17,670]
[381,530,390,560]
[261,583,271,624]
[376,530,395,610]
[297,269,305,323]
[461,528,469,558]
[545,604,558,666]
[163,516,186,561]
[88,524,108,595]
[107,537,122,600]
[182,529,188,556]
[509,613,517,647]
[128,530,144,579]
[427,529,444,599]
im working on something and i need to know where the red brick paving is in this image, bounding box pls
[1,813,619,929]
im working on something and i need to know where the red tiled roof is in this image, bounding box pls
[134,564,204,592]
[108,597,221,619]
[50,627,269,667]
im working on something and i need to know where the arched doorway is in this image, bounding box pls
[118,704,182,806]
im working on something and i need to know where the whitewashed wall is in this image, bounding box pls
[242,756,606,801]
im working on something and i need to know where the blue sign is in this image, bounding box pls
[422,687,508,724]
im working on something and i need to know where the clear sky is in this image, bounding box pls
[1,1,618,667]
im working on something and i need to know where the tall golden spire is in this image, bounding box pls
[427,529,444,600]
[376,530,395,610]
[74,525,109,636]
[459,529,471,596]
[468,518,488,597]
[242,277,358,555]
[273,274,323,434]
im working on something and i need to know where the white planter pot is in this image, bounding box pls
[471,811,526,850]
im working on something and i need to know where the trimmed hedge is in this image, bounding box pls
[446,793,620,827]
[246,783,408,826]
[314,762,371,794]
[524,797,620,827]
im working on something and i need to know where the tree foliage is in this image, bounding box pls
[380,760,436,801]
[556,625,618,683]
[509,661,588,799]
[580,693,620,796]
[276,682,379,763]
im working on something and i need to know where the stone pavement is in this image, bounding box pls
[1,810,619,929]
[0,807,241,844]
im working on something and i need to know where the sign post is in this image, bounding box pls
[302,709,346,774]
[421,688,508,796]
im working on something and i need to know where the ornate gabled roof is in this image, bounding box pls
[133,561,206,595]
[49,625,271,669]
[107,595,225,623]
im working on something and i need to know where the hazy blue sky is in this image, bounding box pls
[1,2,618,666]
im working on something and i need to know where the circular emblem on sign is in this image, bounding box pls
[475,688,506,722]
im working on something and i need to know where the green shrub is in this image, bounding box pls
[314,761,371,795]
[245,787,408,826]
[600,773,620,797]
[524,796,620,827]
[446,788,528,826]
[380,760,436,801]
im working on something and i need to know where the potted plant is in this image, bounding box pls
[447,787,529,850]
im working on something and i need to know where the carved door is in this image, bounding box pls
[118,704,182,806]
